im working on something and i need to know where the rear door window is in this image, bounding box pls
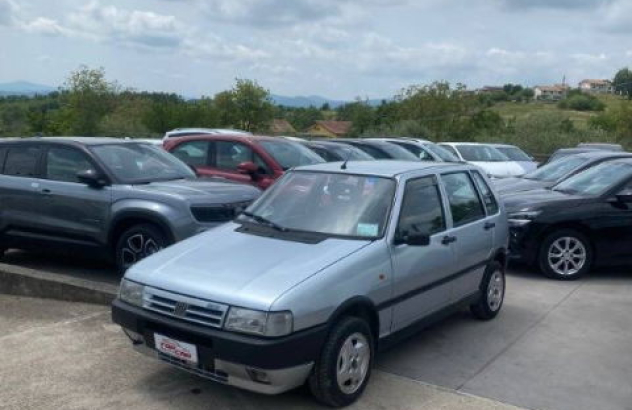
[442,172,486,227]
[471,171,499,215]
[3,146,41,177]
[171,141,210,167]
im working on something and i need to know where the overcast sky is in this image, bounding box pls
[0,0,630,99]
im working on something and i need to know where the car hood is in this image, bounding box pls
[125,222,372,311]
[131,179,261,203]
[493,177,550,195]
[469,161,526,177]
[503,188,584,213]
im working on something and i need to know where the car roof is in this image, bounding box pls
[295,160,470,177]
[488,143,520,149]
[0,137,144,146]
[572,150,632,159]
[168,134,294,143]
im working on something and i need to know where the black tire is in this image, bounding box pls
[115,224,170,273]
[538,229,592,281]
[309,317,374,407]
[470,261,505,320]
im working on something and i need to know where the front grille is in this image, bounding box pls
[157,352,229,383]
[143,287,228,328]
[191,201,252,223]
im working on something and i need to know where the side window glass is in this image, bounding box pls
[254,154,272,174]
[417,148,434,161]
[46,148,96,183]
[171,141,209,167]
[396,176,446,239]
[442,172,486,227]
[4,146,41,177]
[441,145,459,157]
[216,141,254,171]
[471,171,499,215]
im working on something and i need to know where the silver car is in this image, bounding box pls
[113,161,508,406]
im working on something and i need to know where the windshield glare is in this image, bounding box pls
[554,162,632,196]
[91,143,195,183]
[525,155,588,182]
[456,145,509,162]
[239,171,396,238]
[259,140,324,170]
[496,146,531,162]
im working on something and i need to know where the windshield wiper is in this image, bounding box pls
[241,211,288,232]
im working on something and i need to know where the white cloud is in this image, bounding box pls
[68,2,186,48]
[22,17,72,36]
[602,0,632,33]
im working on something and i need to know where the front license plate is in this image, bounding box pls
[154,333,199,365]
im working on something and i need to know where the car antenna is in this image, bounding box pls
[341,148,352,170]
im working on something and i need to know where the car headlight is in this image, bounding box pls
[508,210,541,226]
[224,308,293,337]
[119,279,145,307]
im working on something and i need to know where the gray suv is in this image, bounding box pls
[0,137,261,271]
[113,160,508,406]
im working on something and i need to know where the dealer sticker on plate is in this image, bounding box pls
[154,333,199,365]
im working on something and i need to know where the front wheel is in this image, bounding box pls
[538,229,592,280]
[309,317,374,407]
[115,224,170,273]
[471,261,505,320]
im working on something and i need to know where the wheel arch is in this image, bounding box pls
[326,296,380,345]
[108,211,175,251]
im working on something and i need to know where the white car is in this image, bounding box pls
[163,128,251,141]
[488,143,538,174]
[439,142,526,178]
[372,138,460,162]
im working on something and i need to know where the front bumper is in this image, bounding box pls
[112,299,327,395]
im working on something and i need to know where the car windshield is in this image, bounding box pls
[524,155,588,182]
[553,161,632,196]
[495,146,532,162]
[374,143,419,160]
[259,140,324,170]
[238,171,396,239]
[91,143,195,183]
[455,145,509,162]
[328,144,374,161]
[423,143,460,162]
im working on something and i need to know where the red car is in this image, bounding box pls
[164,135,325,189]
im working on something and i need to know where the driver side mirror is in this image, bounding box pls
[77,169,108,188]
[615,192,632,204]
[394,233,430,247]
[237,161,260,179]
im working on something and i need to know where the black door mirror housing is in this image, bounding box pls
[394,233,431,246]
[77,169,108,188]
[616,192,632,204]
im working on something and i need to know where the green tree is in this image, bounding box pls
[215,79,274,132]
[614,68,632,100]
[336,99,376,136]
[59,66,119,135]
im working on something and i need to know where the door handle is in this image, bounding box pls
[441,235,457,245]
[484,222,496,230]
[41,189,52,195]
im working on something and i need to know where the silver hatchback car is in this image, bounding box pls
[113,161,509,407]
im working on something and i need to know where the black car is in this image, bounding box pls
[543,146,623,165]
[505,159,632,280]
[494,151,632,196]
[302,141,375,162]
[329,139,420,161]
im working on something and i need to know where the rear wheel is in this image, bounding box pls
[471,261,505,320]
[115,224,169,273]
[538,229,592,280]
[309,317,373,407]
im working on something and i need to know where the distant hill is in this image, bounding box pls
[270,94,386,108]
[0,81,56,96]
[0,81,387,107]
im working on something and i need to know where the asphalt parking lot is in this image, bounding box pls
[1,253,631,410]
